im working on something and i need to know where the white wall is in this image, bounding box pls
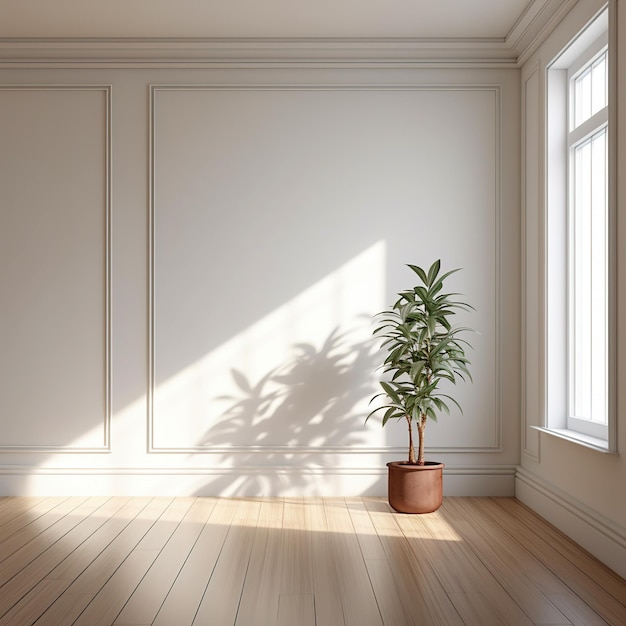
[0,60,520,497]
[519,0,626,579]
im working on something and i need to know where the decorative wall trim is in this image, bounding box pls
[492,81,504,455]
[0,0,576,68]
[510,0,578,66]
[0,464,516,497]
[148,83,504,455]
[0,0,575,70]
[0,463,517,476]
[141,445,506,456]
[0,85,112,454]
[0,38,520,69]
[521,63,542,462]
[516,466,626,579]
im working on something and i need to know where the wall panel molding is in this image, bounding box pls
[148,83,503,455]
[0,84,112,453]
[521,65,542,461]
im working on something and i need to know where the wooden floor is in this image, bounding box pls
[0,497,624,625]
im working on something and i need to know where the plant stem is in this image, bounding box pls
[417,414,426,465]
[415,366,432,466]
[406,415,416,464]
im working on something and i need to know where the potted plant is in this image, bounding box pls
[367,260,473,513]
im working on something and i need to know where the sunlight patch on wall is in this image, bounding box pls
[151,241,386,452]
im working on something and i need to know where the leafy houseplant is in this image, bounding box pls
[367,260,473,512]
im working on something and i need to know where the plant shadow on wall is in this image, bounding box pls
[195,324,380,495]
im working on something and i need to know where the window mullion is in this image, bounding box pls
[568,108,607,147]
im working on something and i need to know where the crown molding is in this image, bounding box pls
[0,0,576,68]
[0,37,520,68]
[508,0,578,65]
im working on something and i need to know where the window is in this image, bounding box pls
[567,45,608,440]
[543,6,615,451]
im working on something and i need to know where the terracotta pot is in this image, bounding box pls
[386,461,444,514]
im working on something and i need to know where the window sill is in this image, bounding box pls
[530,426,616,453]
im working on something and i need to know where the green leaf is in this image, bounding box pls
[407,264,429,285]
[426,260,441,286]
[427,315,436,337]
[382,406,400,426]
[439,393,464,414]
[426,406,438,421]
[412,404,420,421]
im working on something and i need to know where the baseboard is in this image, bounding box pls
[443,465,516,496]
[0,464,516,497]
[515,466,626,579]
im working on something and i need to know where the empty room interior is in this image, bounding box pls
[0,0,625,624]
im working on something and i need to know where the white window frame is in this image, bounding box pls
[567,41,608,440]
[540,4,617,453]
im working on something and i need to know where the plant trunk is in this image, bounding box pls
[406,415,416,464]
[417,414,426,465]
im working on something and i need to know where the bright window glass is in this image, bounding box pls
[573,51,607,128]
[569,129,607,424]
[568,45,608,433]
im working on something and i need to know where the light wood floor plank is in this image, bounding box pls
[131,496,192,551]
[364,497,465,626]
[0,496,621,626]
[448,590,515,626]
[233,497,284,626]
[277,593,315,626]
[487,498,626,626]
[193,498,260,625]
[365,557,419,625]
[401,505,481,595]
[0,496,110,615]
[0,497,131,625]
[547,591,611,626]
[0,497,69,547]
[46,497,143,581]
[494,498,626,600]
[152,497,239,626]
[423,500,538,626]
[34,497,170,625]
[349,498,419,624]
[443,497,573,624]
[306,496,346,626]
[0,496,90,585]
[114,497,214,625]
[324,498,384,626]
[346,497,387,561]
[0,497,55,525]
[437,499,565,595]
[280,497,313,596]
[0,579,70,626]
[49,497,158,596]
[73,548,161,626]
